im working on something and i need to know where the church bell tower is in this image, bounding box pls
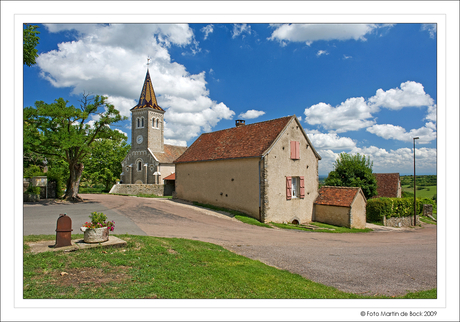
[130,68,165,153]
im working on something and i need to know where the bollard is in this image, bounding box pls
[55,214,73,248]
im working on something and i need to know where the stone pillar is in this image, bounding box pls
[144,163,148,184]
[128,165,133,184]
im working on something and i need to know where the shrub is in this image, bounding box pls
[367,197,434,222]
[26,185,41,195]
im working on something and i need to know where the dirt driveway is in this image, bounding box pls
[74,194,437,297]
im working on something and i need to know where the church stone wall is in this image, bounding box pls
[110,184,166,196]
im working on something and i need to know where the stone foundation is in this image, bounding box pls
[109,183,170,196]
[383,215,420,227]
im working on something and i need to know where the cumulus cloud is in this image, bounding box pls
[318,146,437,175]
[232,24,252,38]
[238,109,265,119]
[368,81,435,111]
[308,132,356,150]
[304,81,436,135]
[304,97,376,133]
[366,122,436,144]
[36,23,235,144]
[268,24,392,45]
[201,24,214,40]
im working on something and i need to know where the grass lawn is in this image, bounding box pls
[23,234,436,299]
[402,185,437,199]
[271,222,373,233]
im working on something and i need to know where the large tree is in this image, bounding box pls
[324,152,377,199]
[23,24,40,67]
[24,94,127,201]
[82,138,131,191]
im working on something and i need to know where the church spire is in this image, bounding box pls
[131,68,164,111]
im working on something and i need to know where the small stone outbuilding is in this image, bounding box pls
[314,186,367,229]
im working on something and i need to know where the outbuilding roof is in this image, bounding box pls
[175,116,320,163]
[163,173,176,180]
[315,186,365,207]
[373,173,400,198]
[152,144,188,164]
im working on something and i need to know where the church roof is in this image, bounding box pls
[315,186,365,207]
[153,144,188,164]
[131,69,164,111]
[175,116,297,163]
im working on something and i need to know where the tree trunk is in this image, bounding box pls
[65,162,84,202]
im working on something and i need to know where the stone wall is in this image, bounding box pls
[109,183,166,196]
[23,179,57,199]
[382,215,420,227]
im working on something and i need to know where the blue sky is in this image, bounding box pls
[23,23,438,175]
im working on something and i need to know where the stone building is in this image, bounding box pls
[174,116,322,224]
[314,186,367,229]
[118,69,186,186]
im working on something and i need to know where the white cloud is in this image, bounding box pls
[201,24,214,40]
[366,122,437,144]
[318,146,437,175]
[268,24,392,45]
[304,97,376,133]
[238,109,265,119]
[426,104,437,122]
[421,24,437,39]
[343,54,352,59]
[368,81,435,111]
[308,132,356,150]
[316,50,329,57]
[36,23,235,144]
[232,24,252,38]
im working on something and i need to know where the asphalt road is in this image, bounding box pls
[23,194,437,296]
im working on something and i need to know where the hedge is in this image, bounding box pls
[367,197,436,222]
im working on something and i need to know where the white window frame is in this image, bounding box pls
[291,177,299,198]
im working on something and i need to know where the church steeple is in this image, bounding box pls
[131,69,164,111]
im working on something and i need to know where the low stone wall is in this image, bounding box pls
[110,184,167,196]
[382,215,420,227]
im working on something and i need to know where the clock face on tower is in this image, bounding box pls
[136,135,143,144]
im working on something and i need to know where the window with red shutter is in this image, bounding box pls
[299,176,305,199]
[286,176,292,200]
[290,141,300,160]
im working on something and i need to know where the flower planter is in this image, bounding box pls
[80,227,109,243]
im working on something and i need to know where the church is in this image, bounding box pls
[118,68,187,188]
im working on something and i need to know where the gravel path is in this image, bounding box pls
[24,194,437,296]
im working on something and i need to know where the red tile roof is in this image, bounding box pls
[373,173,400,198]
[174,116,293,163]
[163,173,175,180]
[315,186,363,207]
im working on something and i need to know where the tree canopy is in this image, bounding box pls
[324,152,377,199]
[23,24,40,67]
[24,94,127,201]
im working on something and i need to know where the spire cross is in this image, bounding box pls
[147,56,151,68]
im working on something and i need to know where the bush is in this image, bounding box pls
[26,185,41,195]
[367,197,435,222]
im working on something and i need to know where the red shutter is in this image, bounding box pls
[299,176,305,199]
[290,141,300,160]
[286,176,292,200]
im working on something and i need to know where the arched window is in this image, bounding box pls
[138,161,142,171]
[137,118,140,128]
[156,119,159,128]
[141,117,144,128]
[152,118,155,128]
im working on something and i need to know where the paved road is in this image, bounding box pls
[23,194,437,296]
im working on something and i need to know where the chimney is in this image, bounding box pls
[235,119,245,127]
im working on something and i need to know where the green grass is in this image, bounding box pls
[104,192,172,199]
[271,222,373,233]
[193,202,272,228]
[23,234,435,299]
[402,185,437,199]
